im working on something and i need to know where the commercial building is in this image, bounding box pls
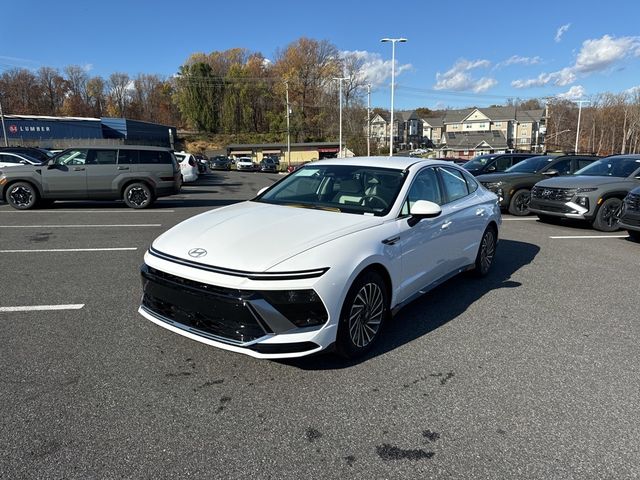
[0,115,177,148]
[226,142,353,165]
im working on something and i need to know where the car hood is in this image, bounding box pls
[477,172,540,184]
[535,175,630,189]
[151,201,383,272]
[0,164,41,175]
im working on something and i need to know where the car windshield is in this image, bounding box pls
[574,157,640,177]
[464,154,497,170]
[255,164,406,216]
[505,155,555,173]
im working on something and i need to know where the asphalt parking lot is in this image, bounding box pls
[1,170,639,479]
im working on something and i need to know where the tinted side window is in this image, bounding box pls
[576,158,594,170]
[495,156,513,171]
[401,167,442,216]
[87,149,117,165]
[462,170,479,193]
[0,154,20,164]
[139,150,172,164]
[118,150,140,164]
[551,158,572,175]
[439,167,469,203]
[56,149,88,165]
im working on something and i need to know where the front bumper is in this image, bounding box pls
[618,212,640,233]
[139,254,341,359]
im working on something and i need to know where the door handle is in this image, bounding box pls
[476,208,486,216]
[441,221,452,230]
[382,235,400,245]
[117,166,129,170]
[73,167,85,171]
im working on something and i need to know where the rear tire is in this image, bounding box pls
[123,182,154,209]
[508,189,531,216]
[335,270,389,359]
[592,198,622,232]
[473,226,497,277]
[5,181,38,210]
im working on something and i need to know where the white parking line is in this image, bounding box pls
[0,209,175,213]
[0,247,138,253]
[0,304,85,312]
[0,224,161,228]
[502,217,539,221]
[550,235,629,239]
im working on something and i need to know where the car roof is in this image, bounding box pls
[308,156,459,170]
[61,145,172,152]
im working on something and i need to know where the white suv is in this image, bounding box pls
[174,152,199,183]
[235,157,256,172]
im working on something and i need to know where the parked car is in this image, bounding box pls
[617,186,640,241]
[463,153,536,176]
[194,154,209,174]
[260,157,278,173]
[138,157,501,359]
[529,154,640,231]
[0,151,45,167]
[209,155,231,171]
[0,146,53,163]
[174,152,199,182]
[477,154,599,215]
[235,157,256,172]
[0,146,181,210]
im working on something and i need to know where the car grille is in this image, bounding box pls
[624,193,640,212]
[531,186,577,202]
[141,266,269,344]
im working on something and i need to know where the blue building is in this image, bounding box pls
[0,115,177,148]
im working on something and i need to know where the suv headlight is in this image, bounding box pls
[483,182,502,190]
[576,187,597,193]
[575,197,589,208]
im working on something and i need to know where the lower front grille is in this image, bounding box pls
[529,201,573,213]
[141,266,268,344]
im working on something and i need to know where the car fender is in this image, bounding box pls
[1,172,45,199]
[115,174,157,194]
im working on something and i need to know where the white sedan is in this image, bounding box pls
[139,157,501,359]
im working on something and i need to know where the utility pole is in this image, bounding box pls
[0,98,8,147]
[366,84,371,157]
[381,37,407,157]
[575,99,588,154]
[333,76,349,158]
[284,81,291,168]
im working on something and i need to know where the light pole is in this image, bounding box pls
[284,80,291,168]
[381,37,407,156]
[366,83,371,157]
[333,76,349,158]
[574,99,588,154]
[0,97,8,147]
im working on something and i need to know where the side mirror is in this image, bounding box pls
[408,200,442,227]
[542,169,559,176]
[19,160,28,165]
[256,186,268,196]
[486,165,496,173]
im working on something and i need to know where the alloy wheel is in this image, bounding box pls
[127,187,149,207]
[602,201,621,228]
[514,191,530,214]
[9,185,33,208]
[348,282,384,348]
[480,230,496,274]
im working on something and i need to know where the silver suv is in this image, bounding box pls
[529,155,640,231]
[0,146,182,210]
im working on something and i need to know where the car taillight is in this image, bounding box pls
[188,158,196,167]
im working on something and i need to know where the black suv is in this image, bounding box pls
[1,146,182,210]
[463,153,536,176]
[618,186,640,241]
[0,147,53,163]
[477,154,599,215]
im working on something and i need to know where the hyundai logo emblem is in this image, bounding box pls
[188,248,207,258]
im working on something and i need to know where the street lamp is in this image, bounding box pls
[381,37,407,156]
[333,76,350,158]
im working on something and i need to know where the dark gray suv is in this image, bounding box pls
[529,155,640,231]
[0,146,182,210]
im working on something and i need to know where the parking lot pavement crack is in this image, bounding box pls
[376,444,435,461]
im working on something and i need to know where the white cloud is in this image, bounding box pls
[512,34,640,89]
[556,85,586,100]
[500,55,542,67]
[433,58,496,92]
[625,85,640,96]
[340,50,412,88]
[555,23,571,43]
[574,34,640,72]
[82,63,94,72]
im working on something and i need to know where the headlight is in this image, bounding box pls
[577,187,597,193]
[260,290,328,327]
[483,182,502,190]
[575,196,589,208]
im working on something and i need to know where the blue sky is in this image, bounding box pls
[2,0,640,110]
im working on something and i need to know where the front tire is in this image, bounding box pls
[592,198,622,232]
[5,182,38,210]
[335,270,389,359]
[508,189,531,216]
[123,182,154,209]
[473,226,497,277]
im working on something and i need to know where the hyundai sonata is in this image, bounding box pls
[139,157,501,359]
